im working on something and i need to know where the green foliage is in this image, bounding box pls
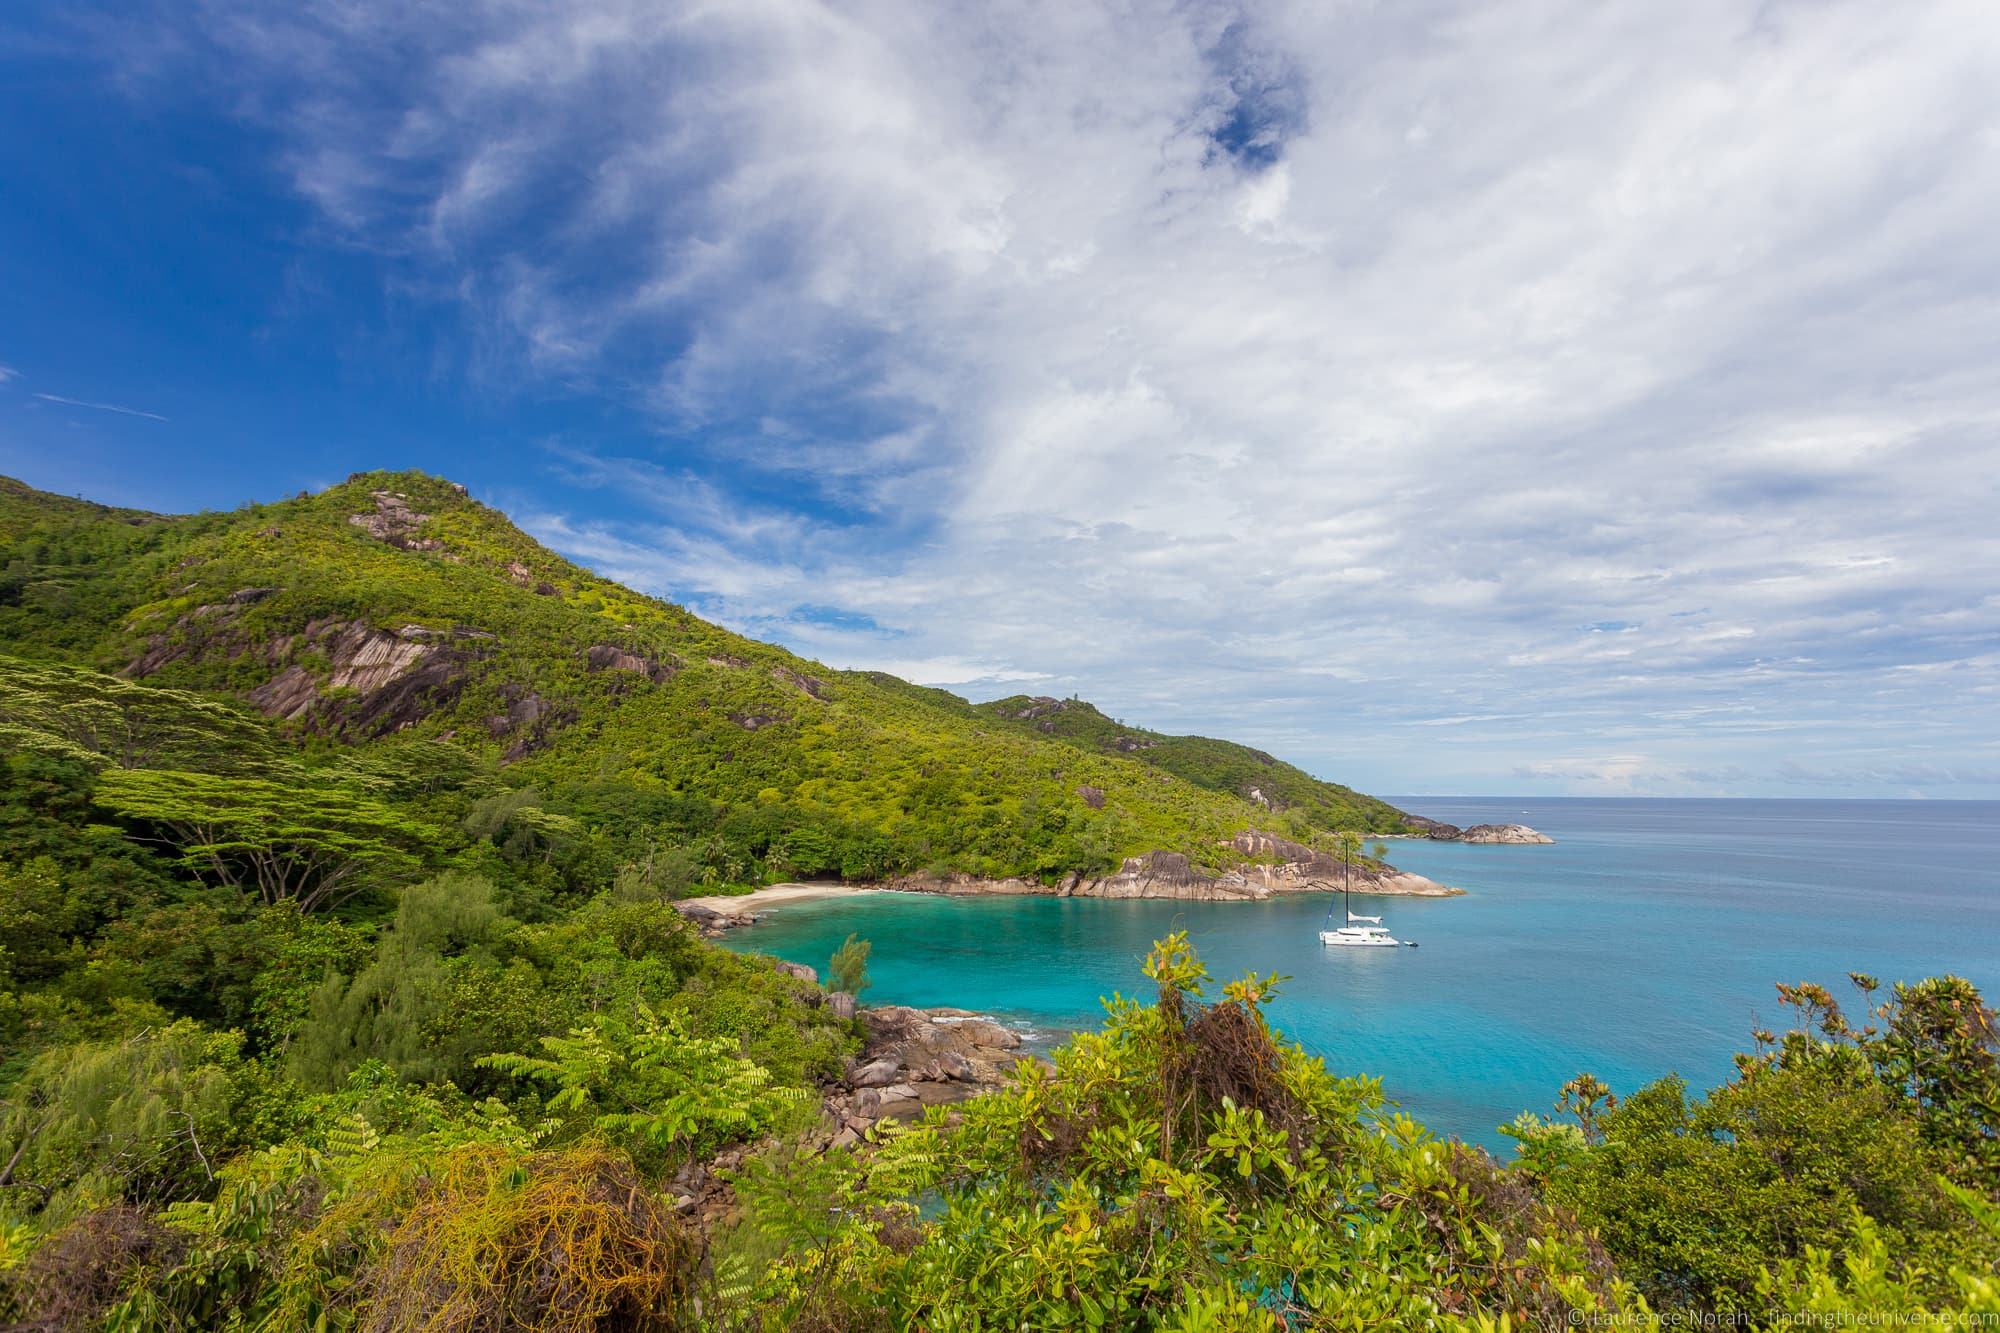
[92,767,434,912]
[0,1021,296,1225]
[1539,1067,1959,1311]
[729,933,1641,1328]
[827,932,872,996]
[479,1006,811,1173]
[0,653,285,773]
[291,872,525,1089]
[1756,1181,2000,1317]
[1754,972,2000,1186]
[1531,973,2000,1314]
[0,857,85,986]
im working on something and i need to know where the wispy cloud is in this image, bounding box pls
[32,391,167,422]
[0,365,18,384]
[89,0,2000,795]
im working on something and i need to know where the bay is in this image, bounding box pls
[721,798,2000,1149]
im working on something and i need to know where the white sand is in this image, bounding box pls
[676,881,886,915]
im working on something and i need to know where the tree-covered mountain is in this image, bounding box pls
[975,694,1404,831]
[0,469,1409,887]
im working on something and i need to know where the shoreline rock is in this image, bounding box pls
[886,830,1460,902]
[820,1004,1038,1142]
[1403,817,1554,844]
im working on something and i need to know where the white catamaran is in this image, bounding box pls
[1318,837,1415,948]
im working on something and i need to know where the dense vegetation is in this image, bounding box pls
[975,695,1406,835]
[0,471,1410,889]
[1,470,1994,1327]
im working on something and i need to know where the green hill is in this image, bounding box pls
[0,469,1409,887]
[974,694,1404,834]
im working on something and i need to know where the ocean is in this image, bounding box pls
[720,798,2000,1150]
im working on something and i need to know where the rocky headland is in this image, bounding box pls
[887,829,1459,902]
[1404,817,1554,844]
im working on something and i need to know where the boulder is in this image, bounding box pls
[851,1058,903,1088]
[773,960,819,984]
[920,1051,976,1083]
[827,992,858,1020]
[935,1017,1021,1050]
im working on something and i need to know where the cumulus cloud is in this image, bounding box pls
[102,0,2000,794]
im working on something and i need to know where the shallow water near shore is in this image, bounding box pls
[721,798,2000,1150]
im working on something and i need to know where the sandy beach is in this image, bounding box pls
[676,881,887,915]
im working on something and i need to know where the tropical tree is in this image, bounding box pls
[91,768,432,912]
[827,933,872,997]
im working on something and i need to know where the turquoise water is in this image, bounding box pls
[722,798,2000,1149]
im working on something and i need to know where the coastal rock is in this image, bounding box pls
[922,1051,977,1083]
[773,960,819,984]
[675,902,757,938]
[850,1057,902,1087]
[887,834,1460,901]
[827,992,858,1020]
[829,1004,1032,1127]
[1459,823,1554,844]
[1406,817,1553,844]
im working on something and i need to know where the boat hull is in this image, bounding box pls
[1319,930,1401,947]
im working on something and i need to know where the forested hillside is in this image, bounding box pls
[0,471,1994,1328]
[976,694,1405,831]
[0,470,1409,888]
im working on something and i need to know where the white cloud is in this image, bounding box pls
[111,0,2000,795]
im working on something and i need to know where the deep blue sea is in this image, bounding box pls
[722,798,2000,1150]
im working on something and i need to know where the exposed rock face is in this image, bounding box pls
[246,665,317,718]
[583,643,677,685]
[770,666,829,700]
[729,712,785,731]
[1406,817,1554,845]
[346,490,442,551]
[773,960,819,985]
[1075,784,1106,809]
[132,612,488,737]
[486,686,576,760]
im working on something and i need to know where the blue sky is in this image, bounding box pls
[4,0,1998,799]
